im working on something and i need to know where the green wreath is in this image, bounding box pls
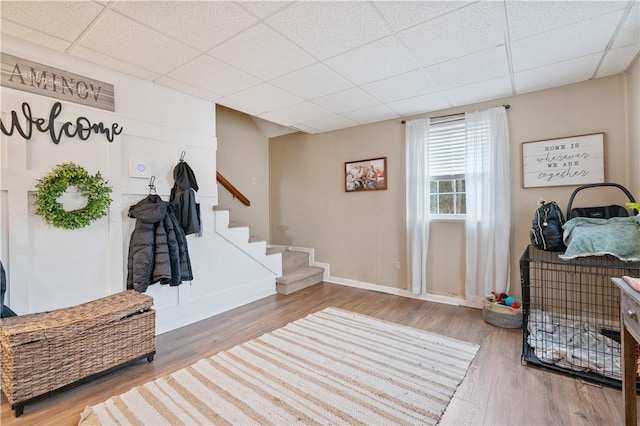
[33,162,113,229]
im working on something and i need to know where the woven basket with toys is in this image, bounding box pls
[483,291,523,328]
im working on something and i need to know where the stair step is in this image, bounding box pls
[276,266,324,295]
[282,250,310,273]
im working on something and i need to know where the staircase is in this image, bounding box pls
[275,249,324,295]
[214,207,324,295]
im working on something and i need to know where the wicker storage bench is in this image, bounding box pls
[0,290,155,417]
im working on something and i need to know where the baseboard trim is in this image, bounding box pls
[325,276,482,309]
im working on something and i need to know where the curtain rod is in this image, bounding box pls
[401,104,510,124]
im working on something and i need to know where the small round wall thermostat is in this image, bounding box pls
[137,164,145,172]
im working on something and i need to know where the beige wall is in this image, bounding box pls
[271,74,632,300]
[216,105,270,241]
[627,57,640,199]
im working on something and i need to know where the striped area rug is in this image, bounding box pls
[79,307,479,425]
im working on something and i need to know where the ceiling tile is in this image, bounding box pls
[398,1,506,67]
[256,111,297,128]
[266,1,390,60]
[442,77,513,108]
[269,63,353,99]
[312,88,380,114]
[612,3,640,49]
[167,54,260,97]
[0,1,104,42]
[514,54,601,94]
[426,46,509,90]
[374,1,475,32]
[110,1,258,51]
[511,11,624,72]
[361,70,437,103]
[505,0,629,42]
[387,93,451,116]
[324,36,420,85]
[0,21,70,52]
[222,83,303,114]
[271,102,333,123]
[239,1,293,19]
[289,123,322,135]
[77,10,200,74]
[155,76,218,101]
[596,44,640,77]
[68,45,162,81]
[209,23,315,80]
[300,114,358,133]
[341,104,400,125]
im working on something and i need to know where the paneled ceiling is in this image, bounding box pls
[1,1,639,136]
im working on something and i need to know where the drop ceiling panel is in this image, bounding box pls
[442,77,513,108]
[426,46,510,90]
[155,76,218,101]
[387,92,451,116]
[77,10,200,74]
[505,0,628,42]
[239,1,293,19]
[301,114,357,133]
[398,1,506,67]
[68,45,163,81]
[208,23,315,80]
[374,1,474,32]
[110,1,258,51]
[0,21,70,52]
[324,36,420,85]
[265,1,390,60]
[511,12,623,73]
[596,44,640,77]
[514,54,601,94]
[271,102,333,123]
[0,1,104,42]
[612,3,640,49]
[362,70,438,103]
[341,104,400,125]
[167,55,260,97]
[222,83,303,114]
[269,63,353,99]
[312,88,380,114]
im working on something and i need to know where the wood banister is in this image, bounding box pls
[216,171,250,206]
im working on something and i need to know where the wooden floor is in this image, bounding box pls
[1,282,634,425]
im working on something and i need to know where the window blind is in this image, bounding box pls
[428,115,465,177]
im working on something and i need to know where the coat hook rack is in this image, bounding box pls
[148,176,157,194]
[179,151,186,162]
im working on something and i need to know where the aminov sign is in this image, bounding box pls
[1,53,115,112]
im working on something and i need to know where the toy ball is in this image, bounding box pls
[504,296,516,306]
[511,301,520,309]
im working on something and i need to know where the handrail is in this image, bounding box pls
[216,171,250,206]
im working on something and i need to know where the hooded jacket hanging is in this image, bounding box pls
[127,194,193,293]
[170,159,201,236]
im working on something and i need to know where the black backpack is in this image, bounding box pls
[530,201,566,252]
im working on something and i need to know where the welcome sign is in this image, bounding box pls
[1,53,115,111]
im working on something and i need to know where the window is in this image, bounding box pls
[429,115,466,216]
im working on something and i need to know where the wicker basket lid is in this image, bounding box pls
[0,291,153,347]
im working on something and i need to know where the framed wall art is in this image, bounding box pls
[521,133,605,188]
[345,157,387,192]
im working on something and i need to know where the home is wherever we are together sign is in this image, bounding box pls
[521,133,605,188]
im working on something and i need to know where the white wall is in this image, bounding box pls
[1,37,276,334]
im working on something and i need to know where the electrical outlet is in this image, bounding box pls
[395,261,401,270]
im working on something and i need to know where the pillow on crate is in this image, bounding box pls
[530,201,566,252]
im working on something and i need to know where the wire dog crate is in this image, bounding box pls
[520,245,640,388]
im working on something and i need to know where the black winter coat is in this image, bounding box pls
[127,195,193,293]
[170,161,201,236]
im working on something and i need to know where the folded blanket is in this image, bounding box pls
[623,275,640,292]
[560,216,640,261]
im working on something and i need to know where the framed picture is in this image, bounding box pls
[521,133,605,188]
[345,157,387,192]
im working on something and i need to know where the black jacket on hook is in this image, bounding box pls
[127,194,193,293]
[170,160,201,236]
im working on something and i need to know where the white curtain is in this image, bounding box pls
[464,107,511,302]
[405,118,430,294]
